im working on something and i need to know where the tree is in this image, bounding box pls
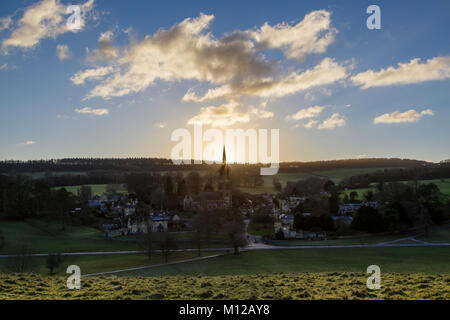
[222,210,247,255]
[319,214,334,231]
[46,253,63,275]
[77,185,92,209]
[52,188,75,231]
[4,244,38,273]
[177,179,188,197]
[0,230,4,250]
[273,178,282,192]
[349,191,358,202]
[159,235,177,263]
[293,213,305,230]
[274,227,285,240]
[328,193,339,215]
[186,172,202,195]
[363,190,374,202]
[343,194,350,204]
[165,175,174,196]
[136,220,153,260]
[352,206,387,233]
[106,184,118,195]
[191,210,213,256]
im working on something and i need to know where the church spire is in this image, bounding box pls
[219,145,229,179]
[222,145,226,164]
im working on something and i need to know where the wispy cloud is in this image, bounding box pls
[17,140,36,146]
[318,113,346,129]
[373,109,434,124]
[75,106,109,116]
[286,106,324,121]
[1,0,94,52]
[303,119,318,128]
[187,102,250,127]
[352,56,450,89]
[86,30,118,61]
[0,16,12,32]
[56,44,70,61]
[70,66,114,85]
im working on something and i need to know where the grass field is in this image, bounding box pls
[0,220,230,254]
[0,272,448,300]
[342,178,450,201]
[0,220,138,254]
[239,167,397,194]
[416,227,450,243]
[120,247,450,276]
[52,184,128,196]
[0,251,222,276]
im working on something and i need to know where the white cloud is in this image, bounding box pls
[72,12,346,103]
[303,119,318,128]
[186,57,347,102]
[70,66,115,85]
[86,30,118,61]
[249,106,274,119]
[2,0,94,51]
[318,113,346,129]
[373,109,434,124]
[56,44,70,60]
[356,154,368,159]
[187,102,250,127]
[0,64,8,71]
[17,140,36,146]
[75,106,109,116]
[250,10,337,60]
[0,16,12,32]
[352,56,450,89]
[286,106,324,121]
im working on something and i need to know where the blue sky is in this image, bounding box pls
[0,0,449,162]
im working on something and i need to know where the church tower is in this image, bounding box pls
[219,145,232,207]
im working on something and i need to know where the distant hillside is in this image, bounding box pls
[0,157,430,175]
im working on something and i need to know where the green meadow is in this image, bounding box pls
[120,247,450,277]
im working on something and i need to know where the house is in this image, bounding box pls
[338,201,379,215]
[274,214,296,238]
[183,195,194,211]
[124,203,136,216]
[127,215,171,234]
[332,216,353,226]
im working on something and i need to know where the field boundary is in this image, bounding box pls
[83,252,229,276]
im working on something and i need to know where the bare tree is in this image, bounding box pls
[159,234,177,263]
[46,253,63,275]
[191,210,213,256]
[137,220,153,260]
[4,244,39,273]
[222,211,248,255]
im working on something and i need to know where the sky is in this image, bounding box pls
[0,0,449,163]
